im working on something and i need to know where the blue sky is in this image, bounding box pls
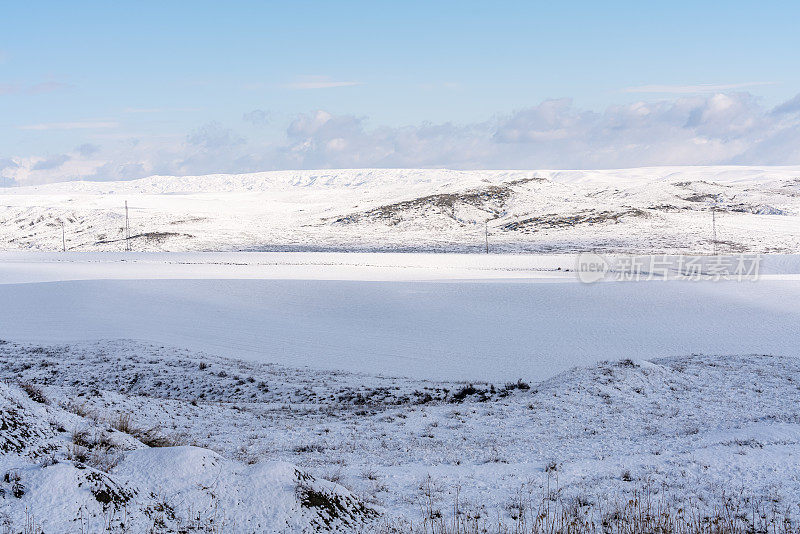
[2,1,800,183]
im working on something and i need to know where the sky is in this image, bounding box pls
[2,0,800,185]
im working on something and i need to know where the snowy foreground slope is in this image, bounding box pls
[1,254,799,530]
[2,166,800,253]
[4,340,800,531]
[0,350,378,532]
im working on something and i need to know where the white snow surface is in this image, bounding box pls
[1,252,800,381]
[4,340,800,531]
[2,166,800,253]
[3,167,800,530]
[0,249,799,529]
[0,371,378,533]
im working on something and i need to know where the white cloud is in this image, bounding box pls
[5,91,800,185]
[75,144,101,157]
[772,94,800,115]
[1,155,106,186]
[19,121,118,131]
[624,82,774,94]
[242,109,271,126]
[31,154,70,171]
[267,92,800,170]
[186,122,244,150]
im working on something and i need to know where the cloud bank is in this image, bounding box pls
[3,92,800,185]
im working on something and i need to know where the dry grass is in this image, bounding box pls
[110,413,134,434]
[134,427,181,448]
[381,479,800,534]
[61,400,94,419]
[4,474,800,534]
[66,427,120,471]
[18,382,48,405]
[65,442,89,464]
[109,412,181,448]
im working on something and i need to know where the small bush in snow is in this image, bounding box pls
[135,427,181,448]
[19,382,49,405]
[361,467,379,481]
[88,448,121,472]
[512,379,531,390]
[38,455,58,468]
[321,468,343,484]
[62,401,91,418]
[71,428,91,448]
[451,384,477,402]
[294,443,325,454]
[66,443,89,464]
[111,412,135,434]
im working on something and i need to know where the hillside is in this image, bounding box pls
[3,339,800,530]
[2,166,799,253]
[0,350,378,532]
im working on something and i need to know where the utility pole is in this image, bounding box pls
[125,201,131,251]
[61,221,66,252]
[484,221,489,254]
[712,206,717,256]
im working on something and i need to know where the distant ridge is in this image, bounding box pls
[2,166,799,253]
[9,165,800,195]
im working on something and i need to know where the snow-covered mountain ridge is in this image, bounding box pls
[2,166,800,253]
[12,166,800,194]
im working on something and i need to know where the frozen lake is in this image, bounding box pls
[1,252,799,381]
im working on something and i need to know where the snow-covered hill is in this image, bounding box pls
[4,339,800,531]
[0,362,378,532]
[2,166,799,253]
